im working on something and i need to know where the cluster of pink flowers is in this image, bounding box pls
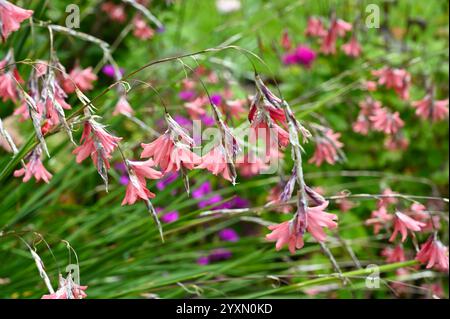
[365,188,448,272]
[411,92,448,122]
[41,274,88,299]
[372,67,411,100]
[0,0,33,42]
[308,128,344,166]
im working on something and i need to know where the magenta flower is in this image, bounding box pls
[102,65,125,78]
[179,90,196,101]
[156,171,179,190]
[197,256,210,265]
[218,228,239,242]
[161,210,179,223]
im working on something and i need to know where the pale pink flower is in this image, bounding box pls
[389,212,426,242]
[336,197,354,212]
[359,97,382,115]
[73,121,121,171]
[101,2,127,23]
[416,236,449,272]
[0,0,33,41]
[334,19,352,37]
[113,96,134,116]
[370,107,404,134]
[305,17,327,37]
[308,129,344,166]
[121,159,162,205]
[41,275,87,299]
[320,18,352,55]
[14,147,52,183]
[378,188,398,208]
[196,145,232,182]
[412,95,449,122]
[372,67,411,100]
[0,55,22,102]
[141,123,200,173]
[409,203,440,232]
[352,115,371,135]
[341,36,361,57]
[62,67,97,93]
[363,80,377,91]
[133,15,154,40]
[381,245,406,263]
[266,220,304,254]
[365,206,392,234]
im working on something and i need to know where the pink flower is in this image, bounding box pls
[41,275,87,299]
[266,220,304,254]
[363,80,377,91]
[334,19,352,37]
[365,206,392,234]
[308,129,344,166]
[0,0,33,41]
[133,15,154,40]
[305,17,327,37]
[0,54,22,102]
[280,29,292,50]
[342,36,361,57]
[141,121,200,174]
[237,153,269,177]
[184,96,208,119]
[73,121,121,172]
[320,18,352,55]
[384,134,409,151]
[226,99,246,118]
[113,96,134,116]
[369,107,404,134]
[266,185,292,214]
[416,236,449,272]
[196,145,232,182]
[389,212,425,242]
[101,2,127,23]
[121,159,162,205]
[412,95,449,122]
[62,67,97,93]
[372,67,411,100]
[378,188,398,208]
[352,115,370,135]
[381,245,406,263]
[306,201,338,242]
[14,147,52,183]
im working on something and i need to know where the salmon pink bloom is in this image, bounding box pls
[381,245,406,263]
[412,94,449,122]
[370,107,404,134]
[378,188,398,208]
[62,67,97,93]
[320,18,352,55]
[133,15,154,40]
[389,212,426,242]
[416,236,449,272]
[306,201,337,242]
[121,159,162,206]
[41,275,87,299]
[226,99,246,118]
[342,36,361,57]
[141,115,200,173]
[363,80,377,91]
[372,67,411,100]
[266,219,304,254]
[184,96,208,119]
[0,52,22,102]
[196,145,232,181]
[113,96,134,116]
[308,129,344,166]
[14,146,52,183]
[0,0,33,41]
[352,115,371,135]
[305,17,327,37]
[237,153,269,177]
[365,206,392,234]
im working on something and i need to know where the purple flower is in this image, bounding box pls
[161,211,179,223]
[119,175,129,185]
[199,194,223,209]
[215,196,249,210]
[218,228,239,242]
[282,52,299,65]
[192,181,212,198]
[102,65,125,78]
[156,25,166,33]
[210,94,222,106]
[115,162,127,173]
[197,256,210,265]
[173,115,193,129]
[156,172,179,190]
[209,249,232,262]
[179,90,196,101]
[200,114,215,126]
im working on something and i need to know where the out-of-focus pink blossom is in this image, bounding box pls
[416,236,449,272]
[381,245,406,263]
[280,29,292,50]
[308,129,344,166]
[0,0,33,41]
[365,206,392,234]
[113,96,134,116]
[363,80,377,91]
[237,153,269,177]
[133,15,154,40]
[389,212,425,242]
[342,36,361,57]
[305,17,327,37]
[61,67,97,93]
[372,67,411,100]
[226,99,246,118]
[184,96,208,119]
[412,94,449,122]
[370,107,404,135]
[101,2,127,23]
[384,134,409,151]
[0,54,22,102]
[160,210,179,223]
